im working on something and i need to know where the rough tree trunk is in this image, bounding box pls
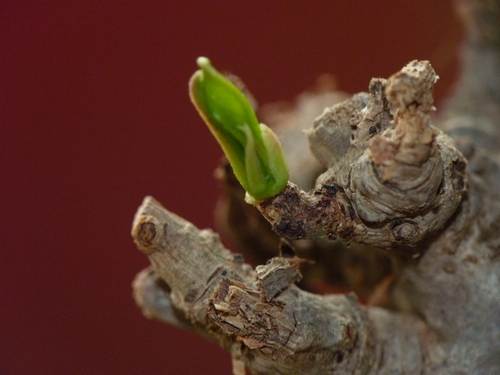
[131,1,500,374]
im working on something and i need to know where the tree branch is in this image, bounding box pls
[132,197,439,374]
[258,62,467,250]
[131,4,500,372]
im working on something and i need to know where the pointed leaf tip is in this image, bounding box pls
[196,56,210,69]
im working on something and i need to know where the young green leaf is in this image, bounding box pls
[189,57,289,202]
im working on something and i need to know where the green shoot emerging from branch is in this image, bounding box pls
[189,57,289,203]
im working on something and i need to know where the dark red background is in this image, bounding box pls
[2,2,462,374]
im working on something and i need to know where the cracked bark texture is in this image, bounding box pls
[131,1,500,373]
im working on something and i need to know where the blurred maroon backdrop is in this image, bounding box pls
[1,2,462,374]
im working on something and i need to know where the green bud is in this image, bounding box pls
[189,57,289,202]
